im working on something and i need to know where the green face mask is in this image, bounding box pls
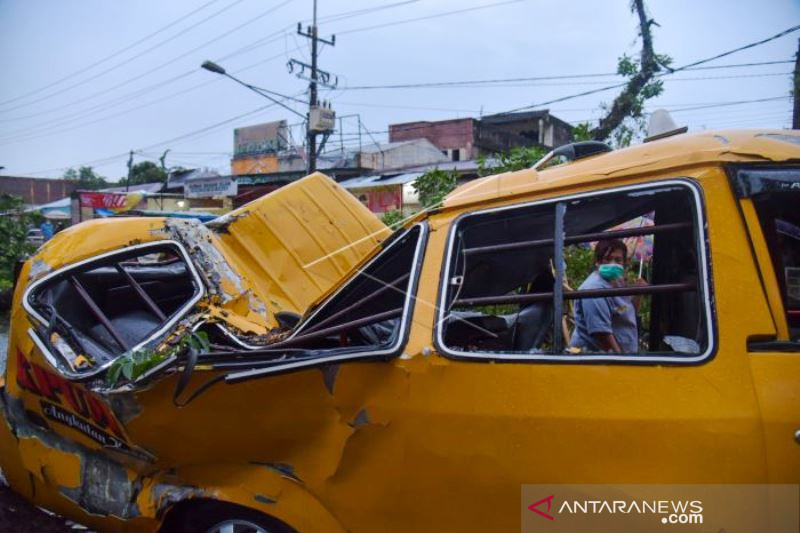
[598,263,624,281]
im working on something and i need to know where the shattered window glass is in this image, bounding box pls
[289,224,424,352]
[27,243,202,376]
[440,183,709,358]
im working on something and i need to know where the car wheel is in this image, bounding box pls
[160,499,295,533]
[205,518,273,533]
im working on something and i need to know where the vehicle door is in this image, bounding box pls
[731,165,800,482]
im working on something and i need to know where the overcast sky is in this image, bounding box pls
[0,0,797,181]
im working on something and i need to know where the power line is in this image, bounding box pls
[683,59,793,70]
[334,96,794,138]
[0,0,293,120]
[0,0,225,108]
[341,66,793,90]
[339,71,791,91]
[337,0,525,35]
[562,97,793,125]
[20,92,303,176]
[666,95,791,113]
[0,0,422,136]
[0,0,250,115]
[497,24,800,116]
[670,25,800,73]
[213,1,421,61]
[0,45,311,144]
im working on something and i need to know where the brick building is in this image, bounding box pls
[0,176,78,205]
[388,110,573,162]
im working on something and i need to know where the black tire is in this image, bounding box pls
[160,499,295,533]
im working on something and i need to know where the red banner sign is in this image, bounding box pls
[79,192,129,209]
[354,185,402,214]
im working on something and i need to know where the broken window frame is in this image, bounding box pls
[204,223,429,382]
[22,240,205,381]
[435,179,716,364]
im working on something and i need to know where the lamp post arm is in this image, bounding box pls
[223,73,306,119]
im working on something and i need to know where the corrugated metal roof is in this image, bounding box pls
[100,182,165,194]
[358,140,419,154]
[338,172,423,189]
[166,168,219,189]
[399,159,490,173]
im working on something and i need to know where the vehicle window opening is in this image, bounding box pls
[288,224,422,351]
[441,184,708,357]
[195,225,425,379]
[751,191,800,338]
[731,167,800,346]
[28,245,201,375]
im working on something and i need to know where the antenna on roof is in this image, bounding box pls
[644,110,688,143]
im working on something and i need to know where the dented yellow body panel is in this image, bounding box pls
[212,174,389,324]
[1,132,799,532]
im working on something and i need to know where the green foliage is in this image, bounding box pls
[572,123,593,142]
[128,161,167,185]
[63,166,109,190]
[106,331,210,387]
[611,122,637,148]
[413,168,458,209]
[564,245,595,288]
[381,209,405,230]
[616,53,639,76]
[601,51,673,148]
[0,194,37,290]
[478,146,548,177]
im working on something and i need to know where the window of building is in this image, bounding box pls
[436,181,712,362]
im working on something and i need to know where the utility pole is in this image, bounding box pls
[293,0,337,174]
[126,150,134,192]
[159,149,170,171]
[793,38,800,129]
[308,0,319,172]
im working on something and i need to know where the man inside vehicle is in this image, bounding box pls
[569,239,645,353]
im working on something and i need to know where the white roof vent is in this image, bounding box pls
[644,109,688,143]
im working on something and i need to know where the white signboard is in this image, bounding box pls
[185,176,238,198]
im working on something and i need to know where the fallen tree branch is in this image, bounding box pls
[590,0,661,141]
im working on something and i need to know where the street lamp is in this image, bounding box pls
[200,60,311,171]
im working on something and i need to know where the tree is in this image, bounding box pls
[413,168,459,209]
[381,209,405,230]
[127,161,167,185]
[0,194,37,290]
[478,145,548,177]
[63,166,109,190]
[575,0,672,147]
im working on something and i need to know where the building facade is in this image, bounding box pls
[388,110,573,161]
[0,176,79,206]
